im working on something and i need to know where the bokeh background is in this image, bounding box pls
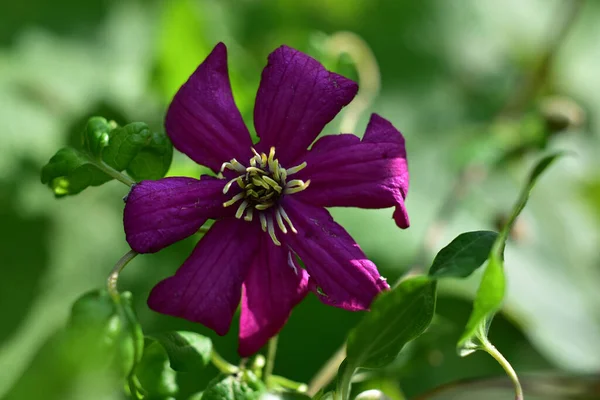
[1,0,600,399]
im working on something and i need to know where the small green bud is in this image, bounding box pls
[84,116,113,157]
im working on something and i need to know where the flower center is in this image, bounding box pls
[220,147,310,245]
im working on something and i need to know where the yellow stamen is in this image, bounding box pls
[283,179,311,195]
[274,208,288,234]
[278,207,297,234]
[235,200,249,219]
[267,214,281,246]
[259,213,267,232]
[286,161,307,175]
[244,207,254,222]
[223,193,244,207]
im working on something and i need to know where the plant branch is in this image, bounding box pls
[107,249,138,300]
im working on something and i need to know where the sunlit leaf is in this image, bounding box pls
[428,231,498,279]
[458,153,564,352]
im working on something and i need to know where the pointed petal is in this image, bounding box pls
[238,237,309,357]
[295,114,410,228]
[282,198,389,311]
[253,45,358,165]
[166,42,252,171]
[147,218,260,335]
[123,176,232,253]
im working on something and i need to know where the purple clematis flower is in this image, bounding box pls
[123,43,409,356]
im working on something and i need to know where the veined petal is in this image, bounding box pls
[238,236,309,357]
[253,45,358,165]
[166,42,253,172]
[147,218,260,335]
[282,198,389,311]
[295,113,410,228]
[123,177,232,253]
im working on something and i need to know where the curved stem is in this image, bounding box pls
[327,31,381,133]
[481,340,524,400]
[107,249,138,300]
[307,345,346,396]
[210,350,239,375]
[264,335,279,387]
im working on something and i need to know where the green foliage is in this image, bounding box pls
[458,153,563,353]
[345,277,437,369]
[202,372,265,400]
[41,117,173,196]
[148,331,213,372]
[102,122,173,181]
[135,340,179,398]
[428,231,498,278]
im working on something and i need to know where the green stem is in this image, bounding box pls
[334,361,355,400]
[481,339,524,400]
[210,350,239,374]
[93,159,136,186]
[327,31,381,133]
[107,249,138,300]
[269,375,308,393]
[264,335,279,387]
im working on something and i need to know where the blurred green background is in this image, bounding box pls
[1,0,600,398]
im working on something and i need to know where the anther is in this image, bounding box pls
[223,193,244,207]
[278,207,297,234]
[274,208,288,234]
[235,200,249,219]
[266,214,281,246]
[286,161,307,176]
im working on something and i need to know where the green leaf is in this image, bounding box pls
[148,331,213,372]
[83,116,113,157]
[458,153,563,352]
[102,122,173,180]
[135,340,178,398]
[346,276,437,369]
[40,147,111,197]
[67,289,144,378]
[428,231,498,278]
[202,372,265,400]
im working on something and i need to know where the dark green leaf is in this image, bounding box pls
[428,231,498,278]
[83,116,113,157]
[126,130,173,180]
[458,153,563,351]
[135,341,178,398]
[149,331,213,372]
[346,276,437,369]
[202,372,265,400]
[40,147,111,197]
[102,122,173,180]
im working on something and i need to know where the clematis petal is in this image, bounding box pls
[253,45,358,165]
[282,197,389,311]
[123,176,232,253]
[166,42,253,172]
[147,218,260,335]
[295,113,409,228]
[238,236,309,357]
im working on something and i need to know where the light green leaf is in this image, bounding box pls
[40,147,112,197]
[458,153,564,351]
[83,116,113,158]
[149,331,213,372]
[428,231,498,279]
[135,341,178,398]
